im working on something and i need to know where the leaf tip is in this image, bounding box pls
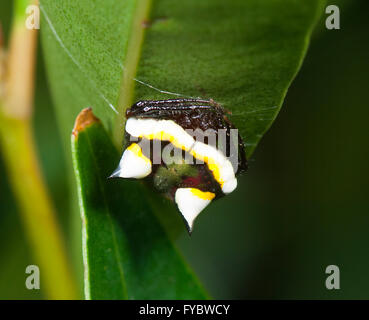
[72,107,100,137]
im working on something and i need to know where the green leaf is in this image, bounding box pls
[40,0,324,299]
[71,109,207,299]
[41,0,324,157]
[40,0,138,138]
[132,0,325,157]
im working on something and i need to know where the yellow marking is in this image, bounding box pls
[127,143,151,165]
[190,188,216,201]
[207,163,223,187]
[141,131,187,150]
[190,150,225,187]
[136,127,227,187]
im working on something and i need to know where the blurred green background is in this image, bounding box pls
[0,0,368,299]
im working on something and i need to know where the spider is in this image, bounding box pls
[110,99,247,233]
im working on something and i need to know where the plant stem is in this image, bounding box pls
[0,0,77,299]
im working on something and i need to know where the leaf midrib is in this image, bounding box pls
[114,0,152,145]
